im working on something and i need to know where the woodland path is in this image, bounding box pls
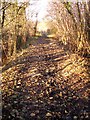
[2,37,90,120]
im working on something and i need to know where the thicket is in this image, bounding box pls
[48,0,90,56]
[1,1,34,64]
[1,0,90,65]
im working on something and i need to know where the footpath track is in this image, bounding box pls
[2,37,90,120]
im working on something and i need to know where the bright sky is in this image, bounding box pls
[5,0,89,21]
[26,0,49,21]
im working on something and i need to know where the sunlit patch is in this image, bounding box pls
[38,22,48,32]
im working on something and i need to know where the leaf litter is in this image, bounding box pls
[2,38,90,120]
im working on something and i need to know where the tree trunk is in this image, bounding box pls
[8,34,12,57]
[13,0,18,56]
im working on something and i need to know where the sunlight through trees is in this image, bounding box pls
[1,0,90,120]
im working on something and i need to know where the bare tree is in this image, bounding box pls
[48,0,90,55]
[34,13,38,36]
[1,0,29,63]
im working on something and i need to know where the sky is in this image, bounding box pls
[4,0,89,21]
[4,0,49,21]
[11,0,49,21]
[17,0,89,21]
[26,0,49,21]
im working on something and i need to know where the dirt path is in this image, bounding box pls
[2,37,90,120]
